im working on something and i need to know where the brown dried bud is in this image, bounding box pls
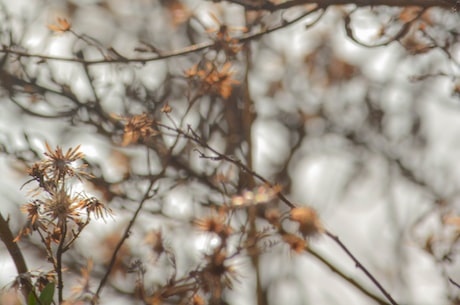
[289,207,323,238]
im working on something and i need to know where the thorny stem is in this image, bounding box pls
[325,230,399,305]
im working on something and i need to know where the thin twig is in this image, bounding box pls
[92,180,156,303]
[307,247,392,305]
[157,123,295,208]
[325,230,399,305]
[344,7,427,48]
[449,277,460,289]
[224,0,453,11]
[0,6,322,66]
[56,221,68,303]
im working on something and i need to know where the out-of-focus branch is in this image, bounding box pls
[0,6,322,66]
[221,0,454,11]
[308,247,392,305]
[0,213,30,298]
[161,123,400,304]
[158,123,296,208]
[92,180,156,303]
[325,230,399,305]
[449,277,460,289]
[344,8,427,48]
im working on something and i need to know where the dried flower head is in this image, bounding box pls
[201,249,238,299]
[119,113,160,146]
[42,187,82,226]
[206,13,246,57]
[290,207,323,238]
[48,17,71,33]
[264,207,281,227]
[144,230,166,257]
[77,197,113,221]
[185,61,239,99]
[194,210,232,238]
[41,142,92,183]
[282,232,307,253]
[160,103,172,113]
[20,200,41,226]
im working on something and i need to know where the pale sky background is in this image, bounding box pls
[1,1,460,305]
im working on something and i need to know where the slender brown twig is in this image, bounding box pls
[449,277,460,289]
[325,230,399,305]
[92,180,156,303]
[307,247,392,305]
[157,123,296,208]
[0,6,322,66]
[224,0,453,11]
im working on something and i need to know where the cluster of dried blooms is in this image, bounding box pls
[3,0,459,304]
[186,61,239,99]
[13,143,111,304]
[129,183,323,305]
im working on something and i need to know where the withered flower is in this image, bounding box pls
[20,200,42,226]
[77,197,113,221]
[194,209,232,238]
[289,206,323,238]
[48,17,71,33]
[120,113,160,146]
[185,61,239,99]
[144,230,165,257]
[200,249,239,299]
[42,142,92,182]
[264,208,281,227]
[206,13,246,58]
[282,233,306,254]
[42,187,82,226]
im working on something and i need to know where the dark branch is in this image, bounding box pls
[325,230,399,305]
[222,0,454,11]
[0,213,30,298]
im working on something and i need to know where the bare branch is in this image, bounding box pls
[222,0,455,11]
[0,213,30,298]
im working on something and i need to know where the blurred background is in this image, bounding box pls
[1,0,460,304]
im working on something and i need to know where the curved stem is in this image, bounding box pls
[0,213,30,298]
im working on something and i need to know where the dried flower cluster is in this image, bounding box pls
[0,1,439,304]
[14,143,111,303]
[206,14,246,58]
[186,61,239,99]
[114,113,160,146]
